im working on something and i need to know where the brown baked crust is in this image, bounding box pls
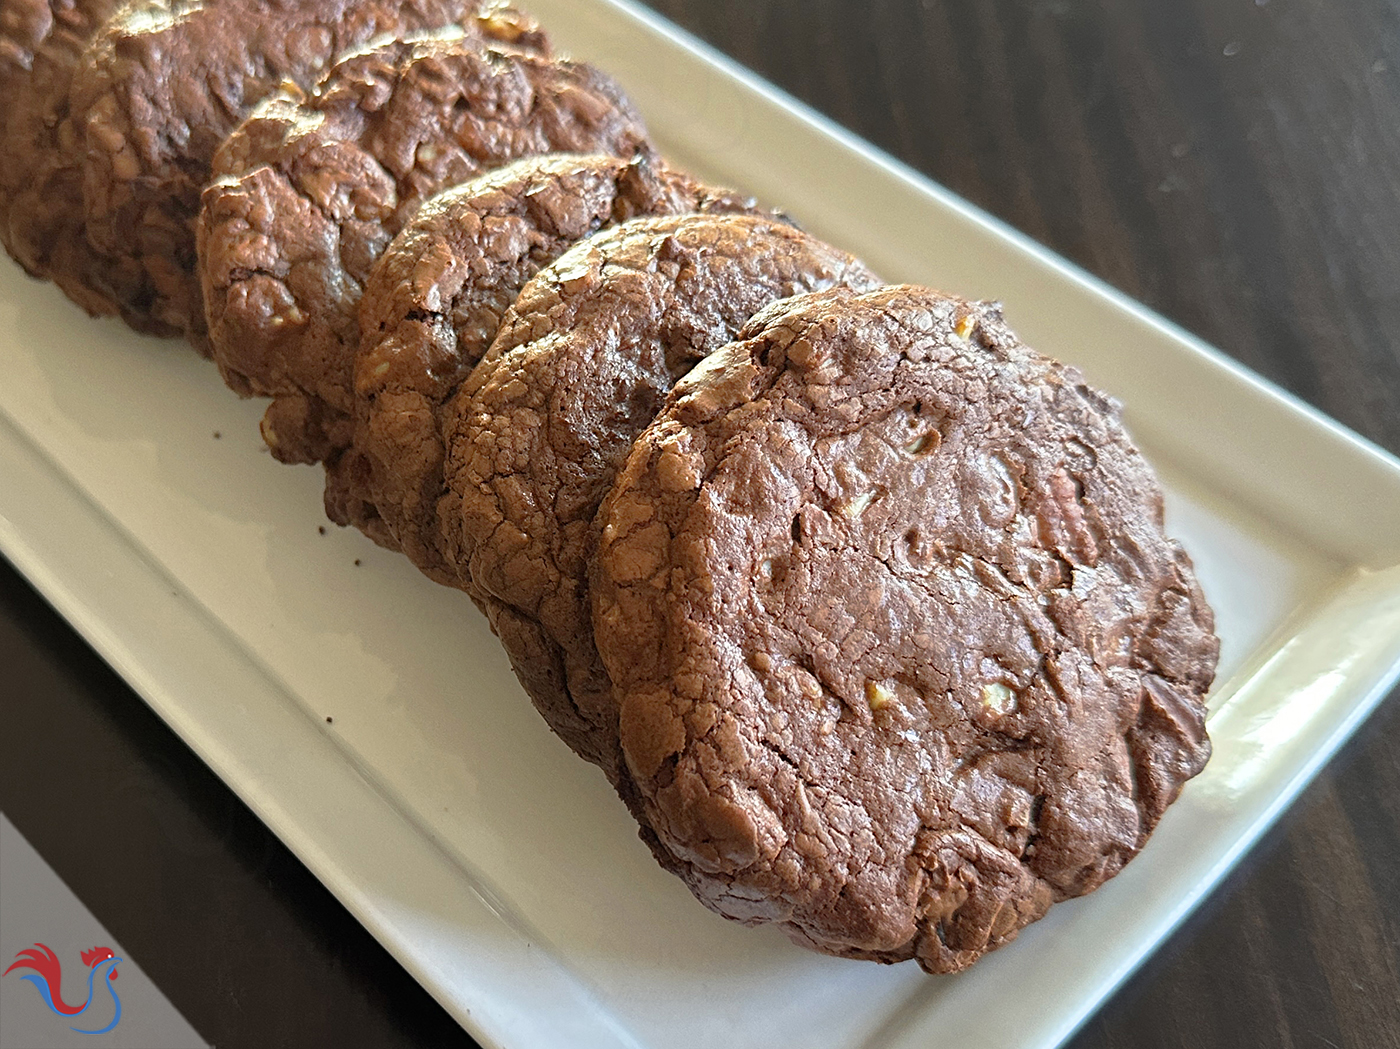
[56,0,544,336]
[441,213,880,778]
[340,151,765,579]
[1,0,56,75]
[0,0,115,169]
[199,37,649,480]
[0,0,119,312]
[590,284,1218,972]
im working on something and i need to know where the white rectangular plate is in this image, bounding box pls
[4,3,1400,1048]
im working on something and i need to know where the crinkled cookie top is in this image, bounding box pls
[0,0,119,313]
[591,284,1218,972]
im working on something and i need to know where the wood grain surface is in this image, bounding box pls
[1,2,1397,1048]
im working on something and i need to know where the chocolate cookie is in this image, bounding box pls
[199,37,649,479]
[441,213,880,778]
[0,0,118,313]
[1,0,115,158]
[1,0,115,154]
[53,0,544,335]
[0,0,57,80]
[340,151,763,577]
[590,284,1217,972]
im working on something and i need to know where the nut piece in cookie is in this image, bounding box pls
[591,284,1218,973]
[341,150,767,576]
[53,0,545,335]
[441,212,881,780]
[199,34,650,486]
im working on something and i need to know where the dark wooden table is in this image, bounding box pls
[3,1,1399,1046]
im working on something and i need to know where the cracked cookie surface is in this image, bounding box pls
[61,0,543,335]
[0,0,118,312]
[590,284,1218,972]
[199,33,647,485]
[442,212,880,780]
[341,151,764,577]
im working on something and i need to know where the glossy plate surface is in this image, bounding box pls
[2,3,1400,1047]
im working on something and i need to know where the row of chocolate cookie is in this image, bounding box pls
[0,0,552,333]
[1,0,1220,975]
[590,284,1220,971]
[322,152,1217,971]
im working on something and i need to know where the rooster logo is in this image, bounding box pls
[4,943,124,1034]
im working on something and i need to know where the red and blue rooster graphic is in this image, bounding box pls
[4,943,124,1034]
